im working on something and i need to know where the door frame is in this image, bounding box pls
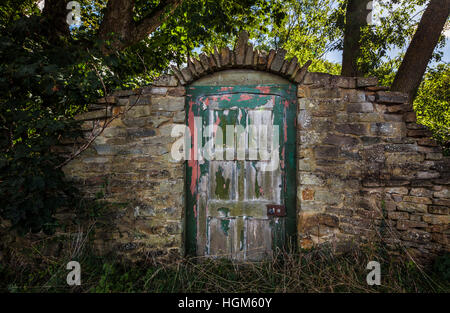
[184,84,297,257]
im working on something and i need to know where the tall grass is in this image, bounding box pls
[1,241,448,293]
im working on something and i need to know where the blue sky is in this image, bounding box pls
[54,0,450,67]
[324,1,450,66]
[324,40,450,65]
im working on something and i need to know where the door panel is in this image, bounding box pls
[186,85,297,261]
[208,217,234,258]
[209,161,237,201]
[244,161,282,202]
[246,218,273,261]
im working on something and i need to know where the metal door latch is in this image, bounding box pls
[267,204,286,217]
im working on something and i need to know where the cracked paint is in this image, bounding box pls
[255,85,271,94]
[238,94,253,101]
[186,84,297,260]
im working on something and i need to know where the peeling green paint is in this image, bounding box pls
[209,202,265,218]
[215,167,230,199]
[237,161,244,200]
[221,219,230,235]
[240,228,244,251]
[218,207,230,217]
[253,162,261,198]
[186,84,297,259]
[254,175,261,198]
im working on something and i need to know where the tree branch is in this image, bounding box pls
[99,0,183,53]
[391,0,450,100]
[41,0,71,42]
[55,51,144,169]
[341,0,371,77]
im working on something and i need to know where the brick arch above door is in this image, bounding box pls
[168,31,312,86]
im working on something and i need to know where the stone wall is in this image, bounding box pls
[62,75,187,260]
[60,33,449,261]
[297,72,449,259]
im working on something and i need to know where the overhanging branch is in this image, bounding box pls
[99,0,183,53]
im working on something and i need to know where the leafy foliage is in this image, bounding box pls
[238,0,344,74]
[358,0,448,86]
[245,0,449,148]
[0,16,102,233]
[0,0,279,232]
[0,0,448,233]
[1,242,449,292]
[432,252,450,282]
[414,63,450,153]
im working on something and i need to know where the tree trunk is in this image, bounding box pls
[98,0,183,53]
[41,0,71,43]
[98,0,135,51]
[391,0,450,100]
[341,0,371,77]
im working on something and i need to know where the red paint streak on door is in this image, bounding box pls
[238,94,253,101]
[255,86,271,94]
[283,106,288,143]
[213,116,221,136]
[284,119,288,143]
[220,94,231,101]
[188,101,199,197]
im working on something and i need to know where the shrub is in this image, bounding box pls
[414,63,450,154]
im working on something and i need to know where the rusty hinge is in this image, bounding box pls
[267,204,286,217]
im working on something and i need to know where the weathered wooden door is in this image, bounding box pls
[186,84,296,261]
